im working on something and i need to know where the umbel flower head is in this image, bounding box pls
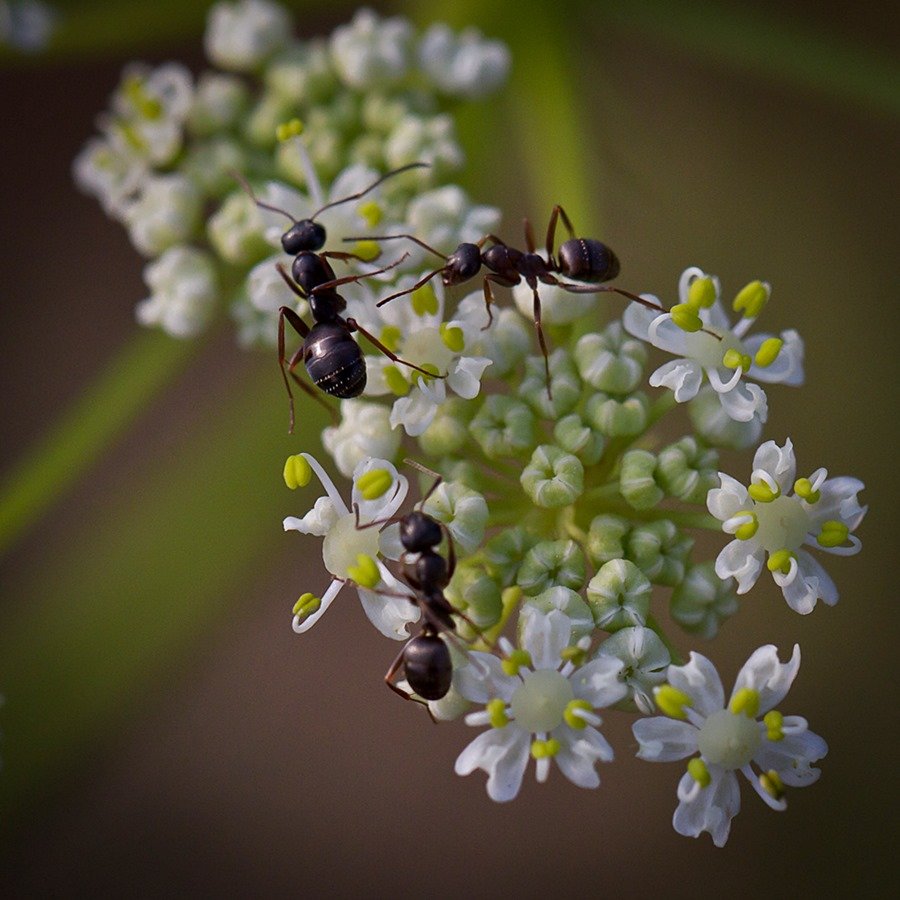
[633,645,827,847]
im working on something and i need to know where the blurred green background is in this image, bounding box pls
[1,0,898,896]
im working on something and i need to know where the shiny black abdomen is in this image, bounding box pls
[558,238,620,283]
[304,323,366,398]
[404,634,453,700]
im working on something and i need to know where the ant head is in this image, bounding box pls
[400,510,442,553]
[282,219,326,255]
[444,243,482,284]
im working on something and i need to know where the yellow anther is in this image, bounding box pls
[118,122,147,152]
[530,738,561,759]
[501,649,533,676]
[755,338,783,368]
[415,362,441,384]
[564,699,593,730]
[275,118,303,142]
[347,553,380,589]
[124,75,162,119]
[687,276,717,310]
[722,348,752,372]
[734,515,759,541]
[733,280,769,318]
[352,240,380,262]
[670,303,703,333]
[357,200,382,228]
[383,365,410,396]
[655,684,693,720]
[729,687,760,718]
[292,592,321,617]
[356,468,393,501]
[283,454,312,489]
[793,477,820,503]
[380,325,402,353]
[561,645,587,666]
[748,480,780,503]
[764,710,785,741]
[767,549,794,574]
[440,323,465,353]
[687,757,711,788]
[817,520,849,548]
[487,698,509,729]
[545,738,561,756]
[759,769,785,800]
[411,284,439,316]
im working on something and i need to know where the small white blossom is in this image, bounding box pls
[633,645,827,847]
[454,608,626,801]
[624,267,804,424]
[204,0,291,72]
[322,400,402,478]
[283,454,419,640]
[418,24,511,99]
[73,136,147,218]
[329,9,413,89]
[385,114,463,174]
[454,292,531,377]
[123,174,202,256]
[596,626,670,714]
[707,438,866,614]
[188,72,249,135]
[137,246,218,338]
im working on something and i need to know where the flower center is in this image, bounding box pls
[753,494,811,552]
[509,669,574,733]
[401,327,455,372]
[686,329,743,370]
[322,514,381,579]
[696,709,761,770]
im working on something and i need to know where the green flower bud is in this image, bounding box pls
[657,435,720,504]
[585,390,649,437]
[520,445,584,508]
[553,413,605,465]
[361,92,413,134]
[520,587,594,642]
[626,520,693,586]
[207,192,269,265]
[438,459,482,491]
[471,395,535,459]
[586,514,629,567]
[574,321,647,393]
[517,350,581,420]
[446,562,502,629]
[483,526,538,587]
[586,559,651,631]
[418,397,471,457]
[188,73,250,136]
[619,449,664,510]
[423,481,489,555]
[670,561,740,640]
[182,137,247,198]
[516,539,586,596]
[688,385,762,450]
[596,626,670,714]
[266,44,337,105]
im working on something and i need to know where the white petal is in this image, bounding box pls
[570,657,628,708]
[632,717,699,761]
[649,359,704,402]
[446,355,492,399]
[300,453,350,515]
[754,729,828,787]
[752,439,796,492]
[745,329,805,386]
[622,301,659,341]
[521,608,571,670]
[378,522,404,560]
[668,652,725,718]
[282,495,338,537]
[716,380,768,423]
[715,540,764,594]
[774,550,838,614]
[707,474,750,521]
[455,652,519,703]
[350,457,408,524]
[673,767,740,848]
[291,579,343,634]
[356,563,420,639]
[732,644,800,714]
[647,314,690,355]
[454,726,531,802]
[811,476,867,531]
[553,726,614,788]
[389,388,438,437]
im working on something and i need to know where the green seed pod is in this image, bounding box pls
[586,559,651,631]
[619,449,664,510]
[585,390,649,437]
[517,350,581,420]
[520,445,584,509]
[516,539,587,596]
[418,397,471,457]
[688,385,762,450]
[670,561,740,640]
[574,321,647,393]
[657,435,719,504]
[553,413,605,465]
[483,526,538,587]
[470,395,536,459]
[446,562,503,630]
[423,481,489,555]
[520,587,594,642]
[626,520,694,586]
[207,192,269,265]
[586,514,630,567]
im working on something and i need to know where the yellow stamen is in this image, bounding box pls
[564,699,593,730]
[817,520,849,548]
[530,738,561,759]
[440,323,465,352]
[688,757,711,788]
[380,325,402,353]
[722,348,752,372]
[793,477,821,503]
[764,710,785,741]
[767,549,794,574]
[283,454,312,489]
[755,338,783,368]
[352,240,380,262]
[748,480,780,503]
[687,276,717,310]
[487,698,509,729]
[411,284,439,316]
[501,649,533,676]
[292,592,321,617]
[357,200,382,228]
[760,769,785,800]
[275,118,303,142]
[347,553,380,589]
[655,684,692,720]
[735,515,759,541]
[729,687,760,718]
[383,365,410,396]
[356,468,393,501]
[561,645,587,667]
[733,280,769,318]
[670,303,703,333]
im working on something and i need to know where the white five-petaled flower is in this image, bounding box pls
[454,608,626,802]
[707,438,866,614]
[633,645,827,847]
[624,267,804,424]
[282,453,420,640]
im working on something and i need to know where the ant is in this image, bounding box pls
[233,163,445,431]
[346,205,717,393]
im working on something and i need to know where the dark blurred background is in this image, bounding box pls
[1,0,898,896]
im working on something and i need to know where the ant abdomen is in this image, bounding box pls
[304,323,366,398]
[557,238,620,283]
[403,634,453,700]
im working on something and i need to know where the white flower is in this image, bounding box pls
[707,438,865,614]
[454,292,531,377]
[596,626,670,714]
[385,114,463,174]
[204,0,291,71]
[454,608,626,801]
[0,0,57,52]
[188,72,249,135]
[418,24,511,99]
[136,246,218,337]
[352,277,491,437]
[329,9,413,89]
[73,136,148,218]
[322,399,402,478]
[123,174,202,256]
[633,645,827,847]
[624,267,804,424]
[283,453,420,640]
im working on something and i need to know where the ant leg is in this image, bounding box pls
[544,205,577,261]
[477,233,507,249]
[385,646,412,701]
[308,252,410,294]
[403,458,444,507]
[278,304,311,433]
[353,500,402,531]
[289,368,337,425]
[276,262,307,300]
[345,318,448,381]
[375,267,444,308]
[343,233,449,262]
[523,218,537,253]
[530,284,553,401]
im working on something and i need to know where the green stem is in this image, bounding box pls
[0,331,197,556]
[477,585,522,650]
[591,499,720,531]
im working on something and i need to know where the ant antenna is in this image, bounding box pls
[310,162,431,219]
[403,458,444,508]
[230,169,296,223]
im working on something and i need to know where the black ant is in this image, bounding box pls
[233,163,446,432]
